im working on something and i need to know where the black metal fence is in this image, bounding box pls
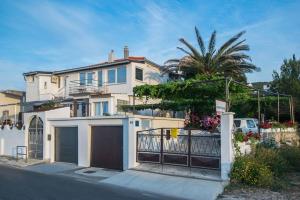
[136,128,221,170]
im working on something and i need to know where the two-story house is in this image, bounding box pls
[0,90,25,124]
[23,46,166,117]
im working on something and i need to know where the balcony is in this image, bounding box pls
[69,80,108,96]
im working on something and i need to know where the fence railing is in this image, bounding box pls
[136,128,221,170]
[69,79,108,96]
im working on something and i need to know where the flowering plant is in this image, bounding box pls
[284,120,295,127]
[184,113,220,131]
[260,121,272,129]
[235,131,260,143]
[260,120,295,129]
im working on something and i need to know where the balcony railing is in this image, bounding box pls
[69,79,108,96]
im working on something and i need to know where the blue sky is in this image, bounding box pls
[1,0,300,90]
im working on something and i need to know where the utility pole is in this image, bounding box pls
[257,90,261,124]
[277,93,280,122]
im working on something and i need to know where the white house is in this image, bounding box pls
[23,46,166,117]
[9,47,181,170]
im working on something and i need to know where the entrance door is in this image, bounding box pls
[28,116,43,159]
[91,126,123,170]
[55,127,78,164]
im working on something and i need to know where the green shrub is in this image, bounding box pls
[258,138,277,149]
[234,132,244,143]
[230,156,273,187]
[254,146,288,177]
[279,145,300,172]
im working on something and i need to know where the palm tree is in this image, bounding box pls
[163,27,259,81]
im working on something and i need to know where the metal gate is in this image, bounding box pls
[28,116,43,159]
[137,128,221,170]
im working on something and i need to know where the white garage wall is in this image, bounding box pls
[48,115,184,169]
[48,116,125,167]
[0,126,26,157]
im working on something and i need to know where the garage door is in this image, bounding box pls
[91,126,123,170]
[55,127,78,164]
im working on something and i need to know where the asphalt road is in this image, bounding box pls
[0,165,180,200]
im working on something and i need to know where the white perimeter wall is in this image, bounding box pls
[24,107,70,160]
[0,126,26,157]
[48,115,184,169]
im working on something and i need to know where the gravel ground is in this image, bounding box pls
[218,173,300,200]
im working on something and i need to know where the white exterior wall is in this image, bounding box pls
[25,74,60,102]
[25,75,40,102]
[24,61,163,102]
[131,62,166,89]
[0,127,26,157]
[38,75,59,101]
[48,117,125,167]
[23,107,70,160]
[48,115,184,169]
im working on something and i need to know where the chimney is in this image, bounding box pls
[124,46,129,59]
[108,50,115,62]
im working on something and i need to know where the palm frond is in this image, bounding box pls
[208,30,216,55]
[195,27,206,55]
[178,38,202,60]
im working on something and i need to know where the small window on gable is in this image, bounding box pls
[135,67,143,81]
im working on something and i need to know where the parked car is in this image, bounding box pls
[234,118,259,134]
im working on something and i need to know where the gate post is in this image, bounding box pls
[160,128,163,164]
[221,112,235,181]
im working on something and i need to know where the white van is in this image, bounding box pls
[234,118,259,134]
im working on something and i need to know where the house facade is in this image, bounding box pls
[23,47,166,117]
[0,90,25,124]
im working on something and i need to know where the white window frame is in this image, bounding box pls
[94,101,109,116]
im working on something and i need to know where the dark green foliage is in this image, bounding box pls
[254,146,288,177]
[131,75,250,115]
[162,27,259,81]
[271,54,300,121]
[279,145,300,172]
[231,145,300,189]
[231,156,273,187]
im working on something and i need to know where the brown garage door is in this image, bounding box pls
[91,126,123,170]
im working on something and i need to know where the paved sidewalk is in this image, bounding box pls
[24,162,81,174]
[135,163,221,181]
[101,170,227,200]
[75,167,121,178]
[0,156,46,168]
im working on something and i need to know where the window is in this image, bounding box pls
[95,102,101,116]
[2,110,9,119]
[135,67,143,81]
[44,82,47,89]
[234,120,241,128]
[108,69,116,84]
[98,71,103,86]
[117,66,126,83]
[80,72,86,85]
[102,101,108,114]
[87,72,93,85]
[94,101,109,116]
[246,120,256,128]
